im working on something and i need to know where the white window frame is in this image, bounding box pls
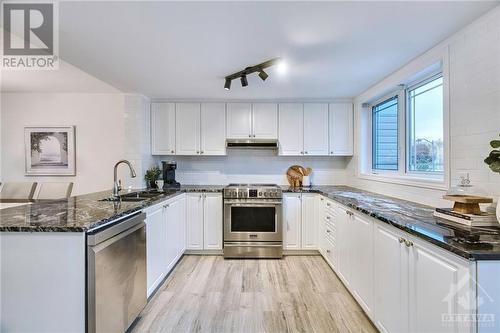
[359,57,450,191]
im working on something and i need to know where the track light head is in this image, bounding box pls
[241,75,248,87]
[224,78,231,90]
[258,70,268,81]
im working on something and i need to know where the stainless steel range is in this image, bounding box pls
[223,184,283,258]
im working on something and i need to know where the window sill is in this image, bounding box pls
[358,172,449,191]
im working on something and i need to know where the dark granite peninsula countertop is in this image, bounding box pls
[282,185,500,261]
[0,185,223,233]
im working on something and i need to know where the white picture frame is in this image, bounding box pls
[24,126,76,176]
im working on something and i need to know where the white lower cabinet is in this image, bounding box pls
[283,193,320,250]
[283,193,302,250]
[186,193,204,250]
[186,193,223,250]
[316,199,474,333]
[144,194,186,297]
[373,222,408,333]
[165,195,186,272]
[203,193,223,250]
[145,203,168,297]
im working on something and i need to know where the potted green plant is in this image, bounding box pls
[484,133,500,221]
[144,166,161,190]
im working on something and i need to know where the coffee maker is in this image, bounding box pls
[162,161,180,189]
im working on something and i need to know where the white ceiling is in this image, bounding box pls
[3,1,499,99]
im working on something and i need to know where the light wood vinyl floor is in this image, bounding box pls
[131,255,377,333]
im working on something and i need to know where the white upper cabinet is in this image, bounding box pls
[278,103,304,155]
[151,102,176,155]
[200,103,226,155]
[329,103,353,156]
[175,103,201,155]
[227,103,252,139]
[252,103,278,139]
[303,103,329,156]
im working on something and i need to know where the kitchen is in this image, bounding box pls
[1,1,500,333]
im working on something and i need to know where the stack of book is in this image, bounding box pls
[433,208,498,227]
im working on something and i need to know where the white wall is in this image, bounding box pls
[349,6,500,208]
[0,93,127,196]
[159,151,349,185]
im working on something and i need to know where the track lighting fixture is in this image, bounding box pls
[240,75,248,87]
[258,70,268,81]
[223,57,281,90]
[224,78,231,90]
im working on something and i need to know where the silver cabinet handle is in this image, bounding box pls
[326,229,331,233]
[300,151,304,155]
[326,216,330,220]
[171,150,175,153]
[326,249,331,253]
[196,150,200,154]
[248,134,252,138]
[399,237,405,244]
[304,151,308,154]
[200,151,204,154]
[330,151,334,154]
[326,203,331,207]
[404,239,413,247]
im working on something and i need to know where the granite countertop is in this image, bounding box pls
[282,186,500,261]
[0,185,223,233]
[2,184,499,260]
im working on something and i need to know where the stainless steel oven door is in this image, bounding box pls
[224,199,282,242]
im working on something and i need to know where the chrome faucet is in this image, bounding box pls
[112,160,137,198]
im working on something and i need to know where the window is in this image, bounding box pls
[407,75,444,173]
[372,96,399,171]
[366,71,445,184]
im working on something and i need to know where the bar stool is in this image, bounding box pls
[0,182,38,200]
[36,182,74,200]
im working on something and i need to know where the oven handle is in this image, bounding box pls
[224,202,282,207]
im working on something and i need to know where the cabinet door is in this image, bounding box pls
[151,102,176,155]
[278,103,304,156]
[203,193,223,250]
[283,193,302,249]
[200,103,226,155]
[145,206,167,296]
[409,240,470,333]
[252,103,278,139]
[177,195,187,253]
[303,103,329,156]
[336,208,353,285]
[175,103,201,155]
[227,103,252,139]
[329,103,353,156]
[374,222,409,333]
[301,194,319,250]
[351,214,374,317]
[186,193,204,250]
[165,200,179,271]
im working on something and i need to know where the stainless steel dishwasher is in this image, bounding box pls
[87,212,146,333]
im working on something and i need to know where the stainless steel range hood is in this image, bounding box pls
[226,139,279,150]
